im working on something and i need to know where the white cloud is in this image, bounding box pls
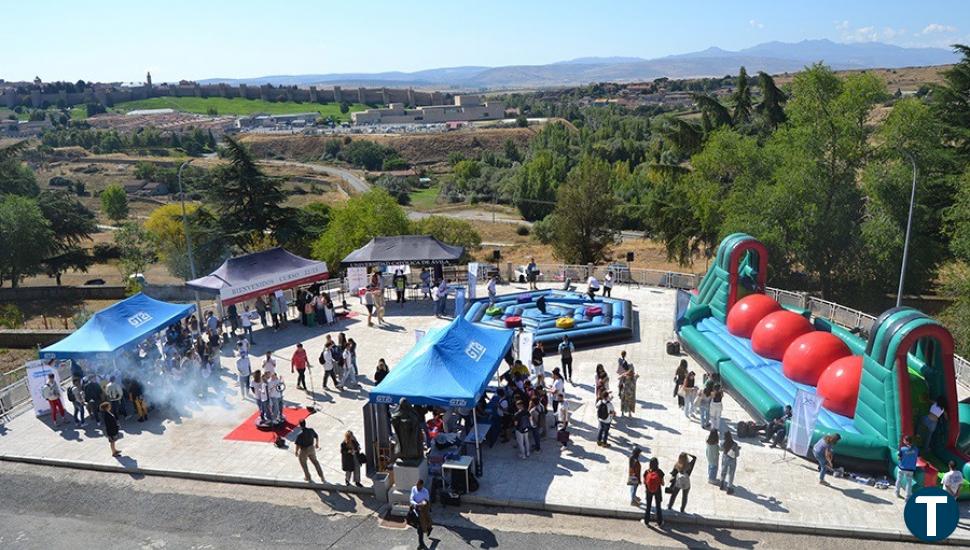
[749,19,764,29]
[881,27,906,40]
[843,26,878,43]
[920,23,957,35]
[835,20,850,31]
[838,23,907,43]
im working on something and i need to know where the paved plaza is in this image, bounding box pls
[0,283,967,543]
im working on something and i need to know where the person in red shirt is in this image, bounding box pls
[426,412,445,441]
[291,343,310,391]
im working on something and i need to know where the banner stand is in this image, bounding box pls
[786,389,823,460]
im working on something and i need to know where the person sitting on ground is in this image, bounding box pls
[763,405,793,447]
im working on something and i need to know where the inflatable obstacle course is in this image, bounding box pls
[677,233,970,497]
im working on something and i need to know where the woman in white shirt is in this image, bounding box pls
[919,397,947,451]
[250,371,270,423]
[341,339,359,388]
[548,368,565,416]
[603,271,614,297]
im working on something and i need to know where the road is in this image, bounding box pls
[0,462,922,549]
[260,159,370,193]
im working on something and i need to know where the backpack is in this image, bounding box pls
[319,351,327,365]
[597,401,609,420]
[645,470,663,493]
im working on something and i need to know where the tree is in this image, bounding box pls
[206,136,295,250]
[100,183,129,222]
[36,190,97,285]
[731,66,752,126]
[0,141,39,197]
[411,216,482,262]
[504,138,522,163]
[373,175,411,205]
[512,149,567,221]
[0,195,54,287]
[931,44,970,161]
[144,203,229,280]
[114,222,155,281]
[311,189,411,270]
[547,155,618,264]
[754,71,787,131]
[453,159,482,189]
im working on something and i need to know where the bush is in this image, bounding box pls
[74,181,87,196]
[374,175,411,205]
[516,225,530,236]
[92,242,121,262]
[48,175,74,187]
[382,156,409,171]
[0,304,24,329]
[531,217,555,244]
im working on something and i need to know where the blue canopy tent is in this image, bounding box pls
[40,293,195,360]
[368,316,512,476]
[370,316,513,408]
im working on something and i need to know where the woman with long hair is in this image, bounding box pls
[667,452,693,513]
[643,457,665,527]
[628,447,642,505]
[705,429,720,484]
[341,430,363,487]
[719,431,739,494]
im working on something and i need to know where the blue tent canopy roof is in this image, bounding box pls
[40,293,195,360]
[369,316,513,408]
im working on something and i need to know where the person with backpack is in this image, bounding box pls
[719,431,740,494]
[896,435,918,499]
[667,452,694,513]
[628,447,643,505]
[320,341,340,390]
[596,391,616,447]
[643,457,665,528]
[558,335,574,383]
[66,380,85,425]
[705,429,720,484]
[514,400,532,459]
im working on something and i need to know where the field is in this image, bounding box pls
[408,183,441,210]
[112,97,369,121]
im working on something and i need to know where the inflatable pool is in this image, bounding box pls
[678,233,970,497]
[464,289,633,348]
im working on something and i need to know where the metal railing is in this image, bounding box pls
[0,361,72,421]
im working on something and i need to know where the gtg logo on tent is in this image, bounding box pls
[903,487,959,542]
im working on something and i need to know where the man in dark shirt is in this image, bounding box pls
[295,419,326,483]
[83,376,104,425]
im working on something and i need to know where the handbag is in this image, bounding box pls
[406,506,420,528]
[357,452,366,463]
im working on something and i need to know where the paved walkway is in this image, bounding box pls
[0,284,966,543]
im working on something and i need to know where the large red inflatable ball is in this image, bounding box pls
[750,310,813,360]
[816,355,864,417]
[727,294,782,338]
[781,331,852,386]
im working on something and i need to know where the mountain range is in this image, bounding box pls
[199,39,959,90]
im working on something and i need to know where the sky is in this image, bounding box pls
[3,0,969,83]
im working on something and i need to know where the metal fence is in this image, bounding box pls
[0,361,72,421]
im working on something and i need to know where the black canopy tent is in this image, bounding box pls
[341,235,464,267]
[186,247,329,306]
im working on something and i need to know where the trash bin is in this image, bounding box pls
[373,472,391,503]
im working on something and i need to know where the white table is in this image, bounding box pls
[442,455,474,494]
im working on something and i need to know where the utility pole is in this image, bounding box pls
[178,159,204,317]
[896,149,917,308]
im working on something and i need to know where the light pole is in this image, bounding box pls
[896,149,918,308]
[178,159,204,318]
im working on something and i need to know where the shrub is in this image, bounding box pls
[531,217,555,244]
[48,175,74,187]
[92,242,121,262]
[516,225,530,236]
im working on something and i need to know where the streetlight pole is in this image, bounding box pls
[178,159,204,318]
[896,149,918,308]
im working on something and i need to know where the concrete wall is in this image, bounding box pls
[0,330,71,350]
[0,286,127,303]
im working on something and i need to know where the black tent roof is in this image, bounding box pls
[341,235,464,267]
[186,247,328,304]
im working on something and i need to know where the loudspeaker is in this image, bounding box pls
[626,252,635,262]
[492,249,501,261]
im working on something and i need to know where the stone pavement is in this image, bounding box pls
[0,283,966,543]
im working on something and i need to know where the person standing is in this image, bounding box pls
[341,339,359,388]
[705,429,720,484]
[364,287,376,327]
[227,302,239,337]
[720,431,740,494]
[83,375,104,425]
[628,447,642,505]
[526,258,539,290]
[250,371,269,423]
[529,396,543,453]
[709,384,724,433]
[128,377,148,422]
[420,268,432,300]
[254,296,268,328]
[410,479,433,550]
[100,402,121,457]
[374,358,390,384]
[393,269,407,304]
[436,279,450,317]
[682,371,698,419]
[943,461,964,499]
[269,295,281,330]
[275,289,288,324]
[105,376,125,419]
[240,305,255,344]
[531,341,545,378]
[41,374,67,426]
[603,270,614,297]
[236,350,252,398]
[373,288,385,326]
[487,275,498,305]
[314,291,327,327]
[814,433,840,485]
[667,452,694,513]
[918,397,947,451]
[698,387,713,430]
[514,400,531,459]
[643,457,665,528]
[294,419,325,483]
[341,430,364,487]
[619,365,638,417]
[895,436,918,500]
[673,360,688,409]
[261,351,276,376]
[556,400,571,447]
[558,335,574,383]
[66,380,85,425]
[548,368,565,416]
[320,341,340,390]
[267,372,284,424]
[291,343,309,391]
[596,391,616,447]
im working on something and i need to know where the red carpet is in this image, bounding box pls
[224,406,312,443]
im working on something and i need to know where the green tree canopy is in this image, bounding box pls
[0,141,40,197]
[547,155,618,264]
[411,216,482,262]
[100,183,129,222]
[311,189,411,270]
[0,195,54,287]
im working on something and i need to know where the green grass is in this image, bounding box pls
[113,97,369,121]
[409,184,441,210]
